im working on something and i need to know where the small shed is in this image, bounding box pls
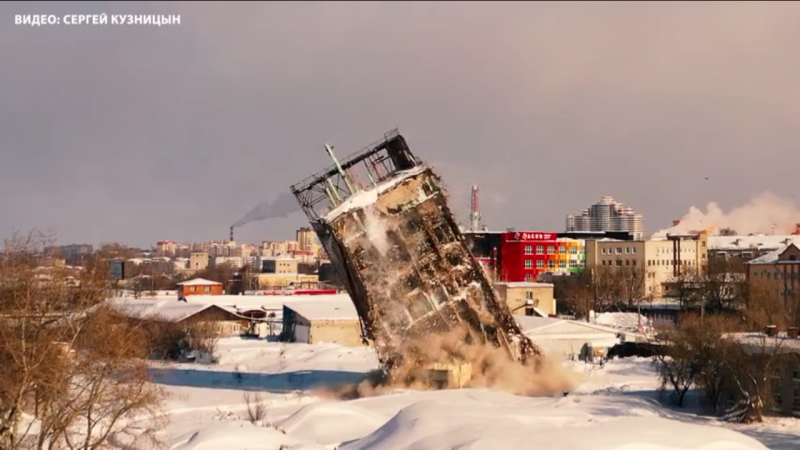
[177,278,223,297]
[281,299,364,347]
[516,316,621,361]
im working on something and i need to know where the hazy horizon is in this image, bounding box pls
[4,1,800,248]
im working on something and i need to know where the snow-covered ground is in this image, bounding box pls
[139,338,800,450]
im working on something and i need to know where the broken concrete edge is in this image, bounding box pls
[324,165,428,221]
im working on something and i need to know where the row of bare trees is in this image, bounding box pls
[653,312,795,423]
[0,232,167,449]
[553,257,751,320]
[552,266,649,319]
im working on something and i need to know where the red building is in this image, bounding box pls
[500,231,560,282]
[177,278,223,297]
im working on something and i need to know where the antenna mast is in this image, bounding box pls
[469,184,482,231]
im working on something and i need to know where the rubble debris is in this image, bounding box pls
[290,129,540,384]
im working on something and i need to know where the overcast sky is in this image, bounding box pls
[3,1,800,248]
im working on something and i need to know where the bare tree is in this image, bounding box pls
[243,392,268,425]
[720,332,787,423]
[0,231,166,449]
[652,325,698,408]
[742,277,789,330]
[617,266,646,310]
[592,266,626,312]
[137,318,222,362]
[551,271,593,320]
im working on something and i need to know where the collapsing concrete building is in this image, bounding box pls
[290,129,540,381]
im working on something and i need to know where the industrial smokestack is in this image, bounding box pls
[230,226,234,242]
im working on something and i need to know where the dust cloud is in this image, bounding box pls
[316,329,583,401]
[652,192,800,238]
[362,207,390,255]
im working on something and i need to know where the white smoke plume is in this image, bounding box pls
[652,192,800,238]
[232,191,300,228]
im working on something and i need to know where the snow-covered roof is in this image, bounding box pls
[284,298,359,321]
[515,316,620,336]
[515,316,561,332]
[177,278,222,286]
[108,293,354,319]
[494,282,554,289]
[709,235,800,251]
[728,332,800,355]
[108,298,241,322]
[745,245,795,264]
[325,165,428,220]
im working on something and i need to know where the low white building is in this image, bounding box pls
[282,298,363,347]
[515,316,621,360]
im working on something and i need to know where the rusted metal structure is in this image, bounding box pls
[290,129,539,378]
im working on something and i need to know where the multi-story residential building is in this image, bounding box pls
[565,196,644,240]
[189,252,210,271]
[745,243,800,301]
[296,227,316,252]
[214,256,245,268]
[584,231,709,298]
[156,240,177,257]
[261,240,299,257]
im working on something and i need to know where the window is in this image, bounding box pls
[536,260,544,268]
[569,260,577,268]
[624,248,629,254]
[615,248,622,255]
[204,286,211,292]
[631,247,637,255]
[601,248,607,255]
[548,260,555,269]
[525,274,533,282]
[570,246,577,255]
[536,245,544,255]
[524,245,533,255]
[625,260,630,266]
[525,259,533,269]
[559,246,566,254]
[559,260,566,269]
[632,260,637,266]
[602,260,606,266]
[615,260,622,267]
[525,291,533,300]
[189,286,196,292]
[547,246,555,255]
[433,223,450,243]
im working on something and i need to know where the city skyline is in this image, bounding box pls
[4,2,800,247]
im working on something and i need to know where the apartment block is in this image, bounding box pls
[584,231,708,298]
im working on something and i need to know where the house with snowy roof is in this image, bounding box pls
[709,235,800,261]
[108,297,248,337]
[177,278,223,297]
[745,244,800,300]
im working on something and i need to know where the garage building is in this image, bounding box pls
[281,299,365,347]
[516,316,621,361]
